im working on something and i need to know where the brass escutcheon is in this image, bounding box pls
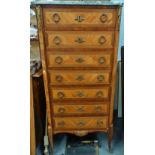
[76,75,84,81]
[75,57,85,63]
[77,121,86,127]
[75,15,85,22]
[75,37,85,44]
[76,106,85,112]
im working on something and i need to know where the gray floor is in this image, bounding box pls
[37,118,124,155]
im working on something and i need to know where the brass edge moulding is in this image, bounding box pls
[35,5,42,30]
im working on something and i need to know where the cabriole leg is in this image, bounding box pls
[48,126,53,155]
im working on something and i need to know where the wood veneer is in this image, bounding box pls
[35,4,121,153]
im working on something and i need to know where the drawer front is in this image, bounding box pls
[44,8,116,29]
[49,70,111,85]
[47,52,112,68]
[45,31,114,49]
[51,87,110,100]
[54,116,108,130]
[53,104,109,115]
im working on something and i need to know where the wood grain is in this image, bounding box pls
[46,51,113,68]
[43,8,117,30]
[48,70,111,85]
[54,116,108,130]
[36,4,121,152]
[45,31,114,49]
[53,103,109,116]
[51,87,110,100]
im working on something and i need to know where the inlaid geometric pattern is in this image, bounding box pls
[54,116,108,130]
[51,87,110,100]
[44,8,116,29]
[46,31,114,49]
[53,104,109,115]
[47,52,112,68]
[49,70,111,85]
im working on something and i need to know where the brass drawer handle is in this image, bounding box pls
[57,92,65,99]
[97,120,104,127]
[98,57,105,64]
[76,75,84,81]
[100,14,108,23]
[75,37,85,44]
[75,57,85,63]
[95,106,102,112]
[98,36,106,45]
[96,91,104,98]
[52,13,61,23]
[55,56,63,64]
[75,15,85,22]
[56,75,63,82]
[58,121,65,127]
[97,75,104,82]
[58,107,65,113]
[77,121,86,127]
[53,36,61,45]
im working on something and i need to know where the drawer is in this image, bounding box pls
[47,52,112,68]
[45,31,114,49]
[53,104,109,115]
[54,116,108,130]
[49,70,111,85]
[51,87,110,101]
[43,8,116,30]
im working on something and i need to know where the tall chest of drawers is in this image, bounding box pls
[34,1,122,153]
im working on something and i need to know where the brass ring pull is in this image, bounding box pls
[55,56,63,64]
[57,92,65,99]
[52,13,61,23]
[56,75,63,82]
[98,36,106,45]
[75,15,85,22]
[58,107,65,113]
[75,57,85,63]
[97,120,104,127]
[98,57,105,64]
[96,91,104,98]
[97,75,104,82]
[100,14,108,23]
[95,106,102,112]
[53,36,61,45]
[75,37,85,44]
[58,121,65,127]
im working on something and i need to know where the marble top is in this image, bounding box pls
[31,0,123,6]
